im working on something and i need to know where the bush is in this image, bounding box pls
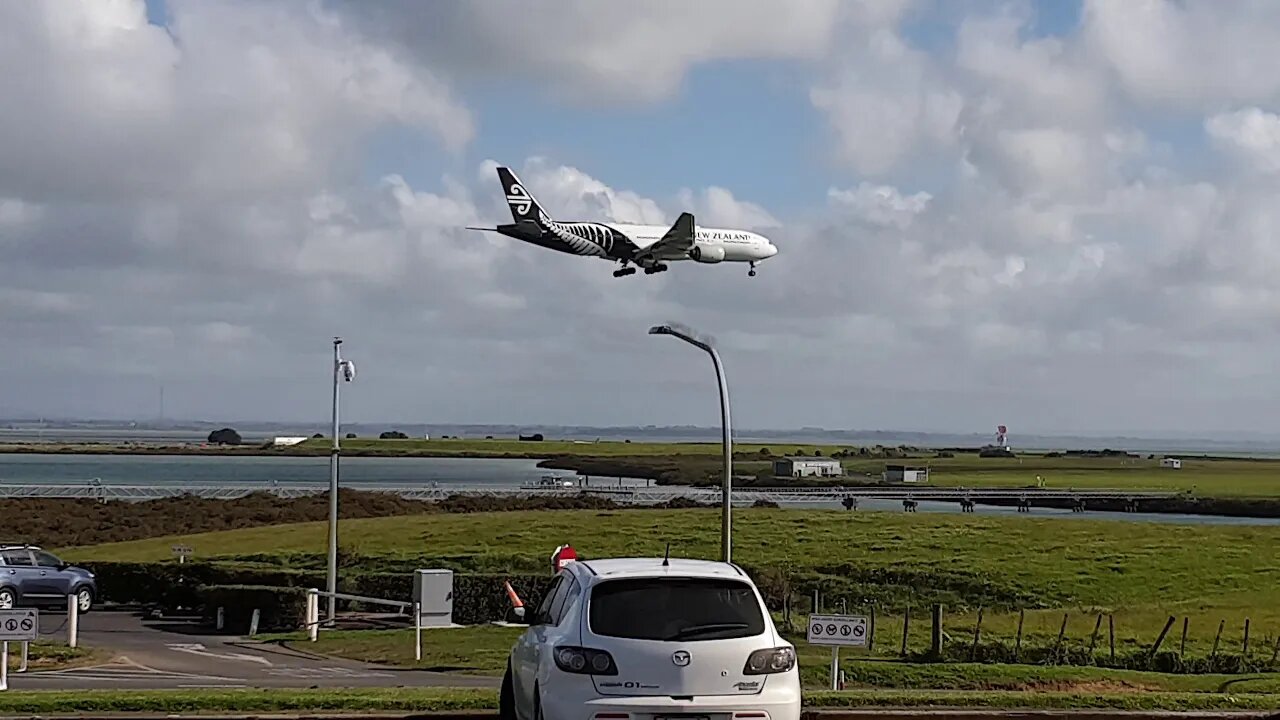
[207,428,241,445]
[198,585,309,633]
[84,561,558,626]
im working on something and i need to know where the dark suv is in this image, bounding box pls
[0,545,97,613]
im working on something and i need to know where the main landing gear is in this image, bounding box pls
[615,263,667,277]
[748,261,758,277]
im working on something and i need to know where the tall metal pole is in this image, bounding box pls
[709,347,732,563]
[326,337,342,624]
[649,324,733,563]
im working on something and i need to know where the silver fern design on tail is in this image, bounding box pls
[469,165,778,277]
[544,218,615,257]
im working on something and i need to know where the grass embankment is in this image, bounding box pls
[4,687,1280,713]
[62,508,1280,659]
[263,624,1280,693]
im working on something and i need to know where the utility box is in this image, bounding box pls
[413,569,454,627]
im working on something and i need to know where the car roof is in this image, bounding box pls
[571,557,750,582]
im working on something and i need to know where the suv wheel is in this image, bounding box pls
[74,587,94,614]
[0,588,13,610]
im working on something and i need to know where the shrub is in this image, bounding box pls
[198,585,309,633]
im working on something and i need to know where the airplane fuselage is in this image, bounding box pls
[496,220,778,265]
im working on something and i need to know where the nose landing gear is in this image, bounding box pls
[748,261,757,277]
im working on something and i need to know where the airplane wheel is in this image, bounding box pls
[749,270,757,277]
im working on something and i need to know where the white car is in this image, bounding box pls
[500,557,801,720]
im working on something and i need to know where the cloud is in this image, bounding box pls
[331,0,850,105]
[0,0,473,204]
[7,0,1280,436]
[1205,108,1280,174]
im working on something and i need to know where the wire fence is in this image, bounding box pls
[778,594,1280,674]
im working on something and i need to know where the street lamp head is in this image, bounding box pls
[648,325,673,336]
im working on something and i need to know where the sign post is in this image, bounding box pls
[807,613,868,691]
[172,545,193,563]
[0,608,38,691]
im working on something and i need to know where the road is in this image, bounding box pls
[6,609,500,690]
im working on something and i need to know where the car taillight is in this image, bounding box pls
[743,646,795,675]
[553,646,618,675]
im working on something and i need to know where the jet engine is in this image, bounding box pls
[688,244,725,263]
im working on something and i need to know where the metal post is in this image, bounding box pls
[18,642,26,673]
[67,594,78,648]
[1,641,7,692]
[327,337,342,624]
[830,646,839,690]
[649,325,732,563]
[307,589,319,642]
[414,601,422,661]
[709,346,732,563]
[249,608,261,637]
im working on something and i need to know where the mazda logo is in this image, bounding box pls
[672,650,690,667]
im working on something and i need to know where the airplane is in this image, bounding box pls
[467,166,778,277]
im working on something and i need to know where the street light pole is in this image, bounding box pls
[326,337,342,624]
[649,324,733,563]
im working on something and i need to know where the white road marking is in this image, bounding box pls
[23,656,240,683]
[265,667,394,678]
[166,642,273,666]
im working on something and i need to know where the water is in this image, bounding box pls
[0,453,598,486]
[0,453,1278,526]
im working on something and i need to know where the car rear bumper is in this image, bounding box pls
[543,687,802,720]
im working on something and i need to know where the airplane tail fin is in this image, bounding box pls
[496,166,550,226]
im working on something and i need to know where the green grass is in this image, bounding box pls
[62,507,1280,659]
[261,625,1280,693]
[3,641,101,670]
[2,687,1279,713]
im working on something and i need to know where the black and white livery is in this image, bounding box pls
[468,167,779,277]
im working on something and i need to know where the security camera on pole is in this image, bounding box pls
[326,337,356,625]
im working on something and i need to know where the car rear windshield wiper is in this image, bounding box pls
[664,622,750,641]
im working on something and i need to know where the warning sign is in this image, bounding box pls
[806,613,868,647]
[0,608,37,641]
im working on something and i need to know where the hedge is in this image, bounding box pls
[80,559,1033,628]
[81,561,557,626]
[198,585,309,633]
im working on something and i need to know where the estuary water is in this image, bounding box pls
[0,452,1278,527]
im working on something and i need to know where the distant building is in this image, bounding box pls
[1160,457,1182,469]
[883,464,930,483]
[272,436,308,447]
[773,457,842,478]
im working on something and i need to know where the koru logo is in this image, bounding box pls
[506,183,533,215]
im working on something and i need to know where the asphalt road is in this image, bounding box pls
[6,609,500,690]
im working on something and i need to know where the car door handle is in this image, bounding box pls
[40,571,47,576]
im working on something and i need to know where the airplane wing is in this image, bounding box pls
[635,212,695,262]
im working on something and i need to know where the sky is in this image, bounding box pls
[4,0,1280,437]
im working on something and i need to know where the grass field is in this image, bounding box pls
[62,507,1280,659]
[264,625,1280,693]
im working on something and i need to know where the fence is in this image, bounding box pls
[782,591,1280,674]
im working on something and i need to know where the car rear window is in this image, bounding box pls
[588,577,766,641]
